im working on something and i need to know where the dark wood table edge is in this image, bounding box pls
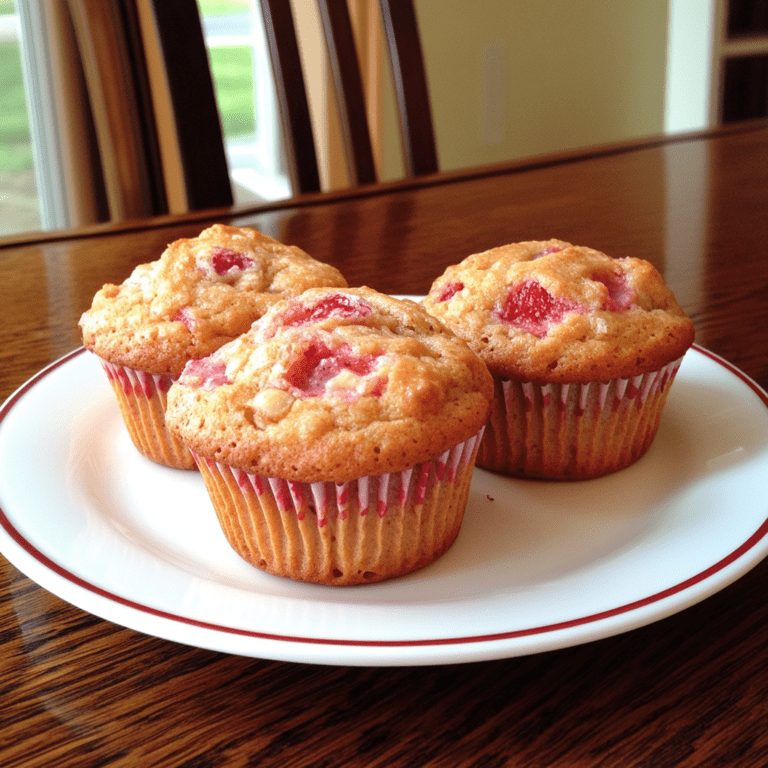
[3,119,767,251]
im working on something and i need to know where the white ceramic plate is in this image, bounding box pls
[1,343,768,666]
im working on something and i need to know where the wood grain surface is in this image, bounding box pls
[1,123,768,767]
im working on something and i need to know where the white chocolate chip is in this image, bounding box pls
[252,388,294,420]
[327,369,358,389]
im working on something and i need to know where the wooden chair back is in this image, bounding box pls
[68,0,438,215]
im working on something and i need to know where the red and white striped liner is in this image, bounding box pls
[98,357,195,470]
[193,427,484,585]
[198,428,483,526]
[101,359,173,399]
[478,357,684,480]
[523,356,681,414]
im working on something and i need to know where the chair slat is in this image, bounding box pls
[259,0,322,194]
[317,0,378,186]
[151,0,234,208]
[378,0,439,176]
[70,0,438,216]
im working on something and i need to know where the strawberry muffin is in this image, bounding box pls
[165,287,493,585]
[79,224,347,469]
[423,239,695,479]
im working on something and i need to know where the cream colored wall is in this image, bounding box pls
[379,0,669,177]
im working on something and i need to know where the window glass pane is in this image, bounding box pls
[208,44,255,137]
[0,0,42,237]
[196,0,289,202]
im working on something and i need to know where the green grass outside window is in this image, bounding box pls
[0,2,255,172]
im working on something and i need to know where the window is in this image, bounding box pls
[0,1,42,237]
[0,0,289,239]
[196,0,290,203]
[2,0,107,235]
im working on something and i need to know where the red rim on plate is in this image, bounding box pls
[1,344,768,656]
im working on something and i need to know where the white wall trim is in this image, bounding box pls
[664,0,718,134]
[18,0,69,229]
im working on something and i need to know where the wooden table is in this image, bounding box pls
[1,121,767,767]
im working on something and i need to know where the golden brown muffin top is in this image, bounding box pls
[79,224,347,377]
[423,239,695,383]
[166,287,493,482]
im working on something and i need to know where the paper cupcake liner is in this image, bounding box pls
[99,357,196,470]
[193,428,484,585]
[477,358,684,480]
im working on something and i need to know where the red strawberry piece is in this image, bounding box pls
[496,280,584,337]
[285,341,380,397]
[181,357,230,389]
[591,270,636,311]
[436,282,464,302]
[211,247,255,276]
[281,294,374,327]
[533,245,563,259]
[172,307,195,331]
